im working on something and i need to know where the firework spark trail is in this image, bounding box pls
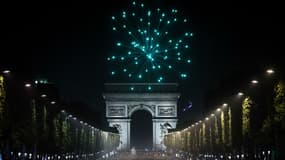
[108,1,194,83]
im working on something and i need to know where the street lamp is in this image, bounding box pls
[41,94,47,98]
[25,83,32,88]
[216,108,221,112]
[223,103,228,107]
[2,70,10,74]
[238,92,244,96]
[266,69,274,74]
[251,80,258,84]
[205,117,209,121]
[50,101,56,104]
[211,113,215,117]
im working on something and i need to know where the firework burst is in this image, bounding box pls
[107,1,193,83]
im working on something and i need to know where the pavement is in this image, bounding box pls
[99,150,177,160]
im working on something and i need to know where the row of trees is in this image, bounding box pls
[164,73,285,158]
[0,75,119,156]
[27,105,121,154]
[52,110,120,153]
[164,104,232,154]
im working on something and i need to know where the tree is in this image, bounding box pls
[61,118,71,152]
[273,80,285,159]
[210,118,215,153]
[202,122,206,151]
[221,110,225,145]
[242,97,252,138]
[38,105,49,151]
[198,125,202,151]
[241,96,253,156]
[180,131,185,150]
[80,127,87,153]
[274,81,285,127]
[90,129,95,152]
[31,100,37,130]
[0,75,6,139]
[53,115,61,150]
[194,127,198,153]
[75,127,79,153]
[228,107,232,147]
[214,115,219,146]
[43,106,48,134]
[0,76,5,120]
[187,130,191,152]
[30,99,38,159]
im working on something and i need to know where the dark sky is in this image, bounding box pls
[2,0,284,126]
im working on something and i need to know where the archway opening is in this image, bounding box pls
[130,110,153,150]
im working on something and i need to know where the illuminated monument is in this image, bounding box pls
[105,2,192,150]
[103,83,179,150]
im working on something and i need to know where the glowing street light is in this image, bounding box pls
[238,92,244,96]
[266,69,274,74]
[25,83,32,88]
[41,94,47,98]
[50,101,56,104]
[216,108,221,112]
[205,117,209,121]
[211,113,215,117]
[61,110,65,113]
[223,103,228,107]
[2,70,10,74]
[251,80,258,84]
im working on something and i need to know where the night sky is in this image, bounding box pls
[2,0,284,128]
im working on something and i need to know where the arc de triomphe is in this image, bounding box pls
[103,83,179,150]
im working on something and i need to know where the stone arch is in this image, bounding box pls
[104,83,179,150]
[128,104,155,117]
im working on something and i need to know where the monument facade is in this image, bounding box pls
[103,83,179,150]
